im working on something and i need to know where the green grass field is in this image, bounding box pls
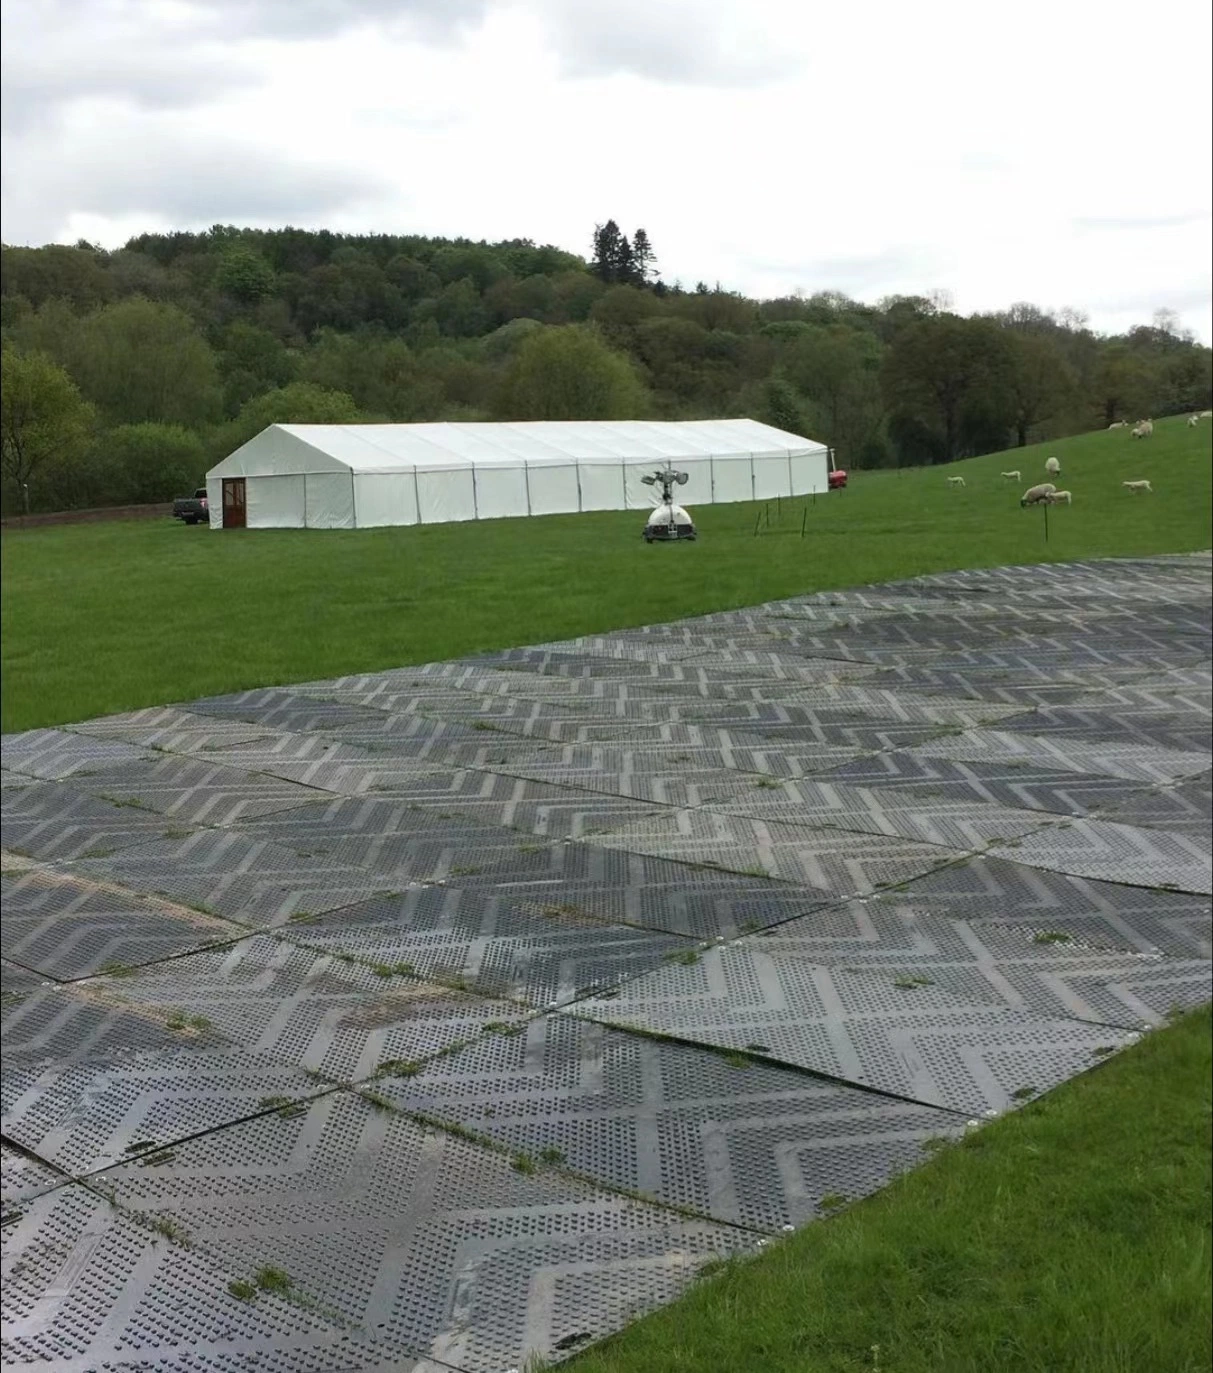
[2,418,1210,1369]
[567,1008,1212,1373]
[2,418,1209,733]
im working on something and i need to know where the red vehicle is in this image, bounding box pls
[828,467,848,490]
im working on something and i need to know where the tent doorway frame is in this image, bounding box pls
[222,478,247,528]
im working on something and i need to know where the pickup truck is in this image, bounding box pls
[172,489,209,525]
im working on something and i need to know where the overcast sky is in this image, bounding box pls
[3,0,1211,341]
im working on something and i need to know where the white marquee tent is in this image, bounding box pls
[205,419,831,530]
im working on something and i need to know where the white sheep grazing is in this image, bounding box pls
[947,475,966,487]
[1001,470,1021,480]
[1132,419,1154,438]
[1045,490,1072,504]
[1108,420,1129,429]
[1021,482,1056,507]
[1122,479,1153,493]
[1045,456,1061,475]
[1201,410,1213,419]
[1188,414,1200,427]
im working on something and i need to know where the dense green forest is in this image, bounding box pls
[2,222,1210,514]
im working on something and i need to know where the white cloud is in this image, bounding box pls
[1,0,1210,342]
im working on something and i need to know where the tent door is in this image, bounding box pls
[222,478,247,529]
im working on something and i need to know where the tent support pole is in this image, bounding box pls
[524,464,532,516]
[413,468,422,524]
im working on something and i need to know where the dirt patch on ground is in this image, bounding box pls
[1,502,176,529]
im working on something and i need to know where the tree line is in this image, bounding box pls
[1,223,1209,514]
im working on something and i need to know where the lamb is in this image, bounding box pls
[1201,410,1213,419]
[1122,480,1153,493]
[1131,419,1154,438]
[1001,470,1021,480]
[1108,420,1129,429]
[1188,414,1200,427]
[1021,482,1056,507]
[1045,490,1072,504]
[1045,456,1061,476]
[947,475,966,487]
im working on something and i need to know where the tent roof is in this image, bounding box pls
[210,419,827,478]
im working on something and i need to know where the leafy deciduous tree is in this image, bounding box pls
[762,376,809,435]
[210,381,364,459]
[0,347,95,509]
[882,316,1012,461]
[98,423,207,503]
[215,247,277,303]
[1005,333,1076,447]
[495,325,649,420]
[68,298,223,427]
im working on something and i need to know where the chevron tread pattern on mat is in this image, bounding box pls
[2,552,1209,1371]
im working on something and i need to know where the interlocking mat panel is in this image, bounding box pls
[3,554,1210,1371]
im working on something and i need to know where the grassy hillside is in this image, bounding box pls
[2,417,1209,732]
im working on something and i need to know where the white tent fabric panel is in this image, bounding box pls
[527,464,581,516]
[351,423,510,468]
[304,473,355,529]
[578,463,627,511]
[205,477,222,528]
[679,456,714,502]
[248,475,306,528]
[753,454,792,501]
[791,451,829,495]
[354,473,417,527]
[217,419,827,474]
[623,454,715,509]
[473,465,529,519]
[623,464,660,510]
[209,427,347,479]
[417,468,476,523]
[710,457,753,504]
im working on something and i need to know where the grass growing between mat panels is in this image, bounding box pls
[567,1008,1212,1373]
[3,418,1210,731]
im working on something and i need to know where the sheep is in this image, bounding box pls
[947,475,966,487]
[1132,419,1154,438]
[1108,420,1129,429]
[1045,456,1061,476]
[1021,482,1056,507]
[1001,470,1021,480]
[1122,479,1153,493]
[1188,414,1200,427]
[1201,410,1213,419]
[1045,490,1072,504]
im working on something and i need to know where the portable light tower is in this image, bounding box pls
[640,466,697,543]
